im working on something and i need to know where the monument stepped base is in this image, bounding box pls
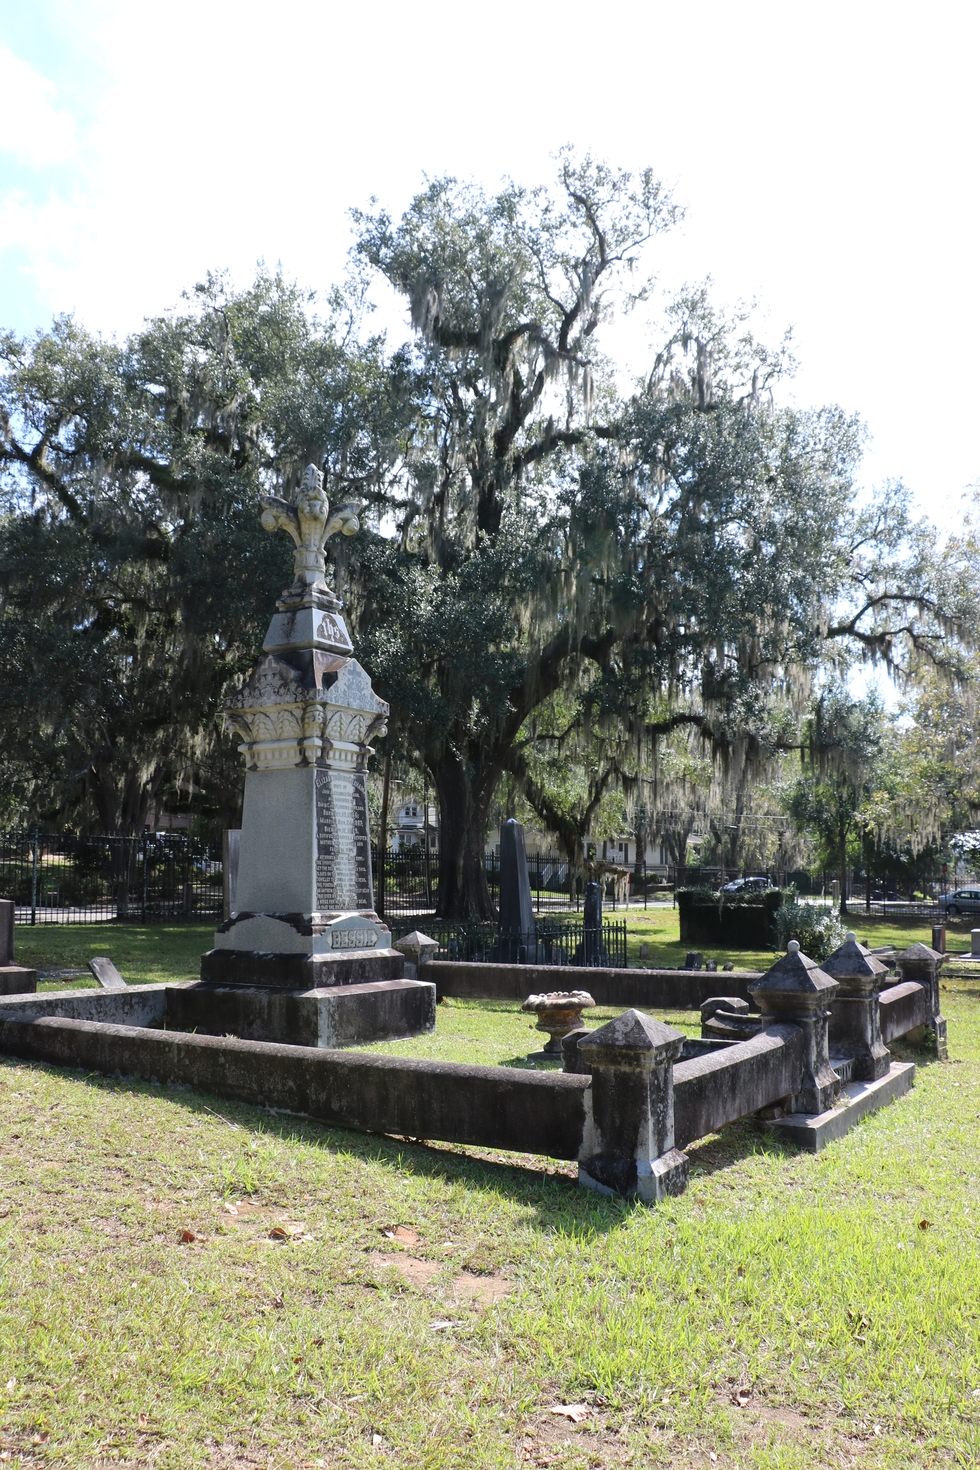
[169,975,436,1049]
[199,945,405,989]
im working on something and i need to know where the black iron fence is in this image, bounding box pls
[379,846,670,916]
[10,829,941,931]
[2,829,650,931]
[386,917,629,968]
[1,830,225,924]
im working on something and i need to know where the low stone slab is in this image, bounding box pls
[764,1061,915,1152]
[0,965,37,996]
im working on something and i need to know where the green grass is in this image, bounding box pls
[13,923,211,989]
[0,922,978,1467]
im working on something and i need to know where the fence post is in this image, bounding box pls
[141,831,149,923]
[895,942,948,1060]
[577,1009,688,1203]
[821,932,891,1081]
[30,828,39,926]
[749,941,840,1114]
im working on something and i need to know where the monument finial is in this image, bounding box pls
[260,464,360,598]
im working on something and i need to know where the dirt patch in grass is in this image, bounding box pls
[365,1248,441,1289]
[363,1250,512,1304]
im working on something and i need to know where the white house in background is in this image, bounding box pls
[391,797,669,871]
[508,827,668,871]
[596,834,669,869]
[391,798,439,853]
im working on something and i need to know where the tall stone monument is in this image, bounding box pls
[202,465,402,989]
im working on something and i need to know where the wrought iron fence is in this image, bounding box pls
[2,827,781,933]
[1,830,225,924]
[376,846,662,915]
[385,917,629,968]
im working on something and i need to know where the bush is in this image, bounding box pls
[773,899,847,962]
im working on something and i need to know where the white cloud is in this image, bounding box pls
[0,45,78,166]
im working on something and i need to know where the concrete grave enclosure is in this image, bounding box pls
[0,935,948,1203]
[0,471,951,1202]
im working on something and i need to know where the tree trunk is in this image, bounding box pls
[837,819,849,917]
[431,752,501,920]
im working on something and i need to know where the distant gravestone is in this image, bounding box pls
[88,956,127,991]
[575,880,608,967]
[497,819,536,962]
[222,829,240,921]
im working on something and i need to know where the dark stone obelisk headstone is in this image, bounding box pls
[497,819,536,962]
[576,880,608,967]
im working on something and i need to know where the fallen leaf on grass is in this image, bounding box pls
[221,1202,239,1216]
[268,1223,312,1241]
[381,1224,419,1246]
[547,1403,590,1423]
[918,1218,933,1230]
[178,1229,198,1244]
[430,1319,457,1331]
[731,1387,751,1407]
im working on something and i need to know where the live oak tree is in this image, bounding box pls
[2,155,973,921]
[345,157,972,917]
[0,272,396,831]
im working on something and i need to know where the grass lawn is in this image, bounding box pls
[1,922,977,1468]
[13,924,211,990]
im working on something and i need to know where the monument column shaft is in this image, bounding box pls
[234,757,374,918]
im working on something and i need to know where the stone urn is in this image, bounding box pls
[522,990,596,1060]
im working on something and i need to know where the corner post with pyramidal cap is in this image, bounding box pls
[576,1009,688,1204]
[202,464,401,987]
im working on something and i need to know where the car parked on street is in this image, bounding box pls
[939,887,980,918]
[719,875,773,895]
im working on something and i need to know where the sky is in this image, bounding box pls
[0,0,977,529]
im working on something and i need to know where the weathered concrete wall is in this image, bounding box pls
[0,984,169,1026]
[673,1026,804,1147]
[429,960,761,1009]
[0,1016,589,1160]
[879,981,928,1044]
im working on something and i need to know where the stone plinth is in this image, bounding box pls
[895,942,948,1059]
[0,899,37,994]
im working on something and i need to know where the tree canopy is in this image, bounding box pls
[1,154,975,916]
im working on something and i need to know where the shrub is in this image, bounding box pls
[773,899,847,962]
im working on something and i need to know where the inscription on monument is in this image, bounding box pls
[315,769,339,909]
[352,770,373,908]
[331,927,378,949]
